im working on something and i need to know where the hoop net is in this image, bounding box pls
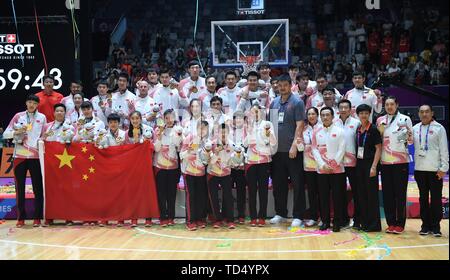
[240,55,261,77]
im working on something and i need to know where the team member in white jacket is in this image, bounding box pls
[3,95,47,228]
[335,99,361,229]
[312,107,346,232]
[344,71,382,122]
[90,81,109,125]
[134,80,158,127]
[376,96,413,234]
[153,68,189,120]
[229,111,248,224]
[302,107,322,227]
[413,104,448,237]
[244,103,277,227]
[206,124,235,229]
[153,109,183,228]
[105,72,136,130]
[42,103,74,144]
[217,71,240,114]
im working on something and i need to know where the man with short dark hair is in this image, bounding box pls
[3,95,47,228]
[237,71,271,111]
[179,61,207,101]
[344,71,382,121]
[269,74,307,228]
[105,72,136,129]
[61,81,84,115]
[336,99,361,229]
[413,104,448,237]
[217,71,240,113]
[202,76,218,111]
[306,73,342,108]
[154,69,189,117]
[311,106,346,232]
[35,75,63,122]
[74,101,105,142]
[91,80,109,124]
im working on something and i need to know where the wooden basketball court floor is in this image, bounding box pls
[0,218,447,260]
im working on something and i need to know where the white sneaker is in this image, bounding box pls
[318,221,324,227]
[305,219,316,227]
[269,215,285,224]
[291,219,303,228]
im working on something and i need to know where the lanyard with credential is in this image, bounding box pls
[357,123,371,147]
[419,124,430,151]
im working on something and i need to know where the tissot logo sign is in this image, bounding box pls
[0,34,17,44]
[0,34,34,58]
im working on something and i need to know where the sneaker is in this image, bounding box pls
[419,227,430,236]
[433,230,442,237]
[305,219,316,227]
[228,222,236,229]
[238,218,245,224]
[257,219,266,227]
[332,224,341,232]
[213,221,222,229]
[269,215,285,224]
[393,226,404,234]
[145,219,153,227]
[160,220,168,227]
[65,220,73,226]
[196,220,206,229]
[385,225,395,233]
[82,221,90,226]
[89,221,97,226]
[341,221,351,230]
[168,219,175,226]
[318,221,324,227]
[186,223,197,231]
[117,221,124,227]
[319,223,330,231]
[16,220,25,228]
[250,219,257,227]
[43,219,53,227]
[99,221,109,227]
[291,219,303,228]
[130,219,138,227]
[33,219,41,227]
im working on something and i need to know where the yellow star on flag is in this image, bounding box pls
[89,155,95,162]
[81,146,88,153]
[82,174,89,181]
[89,167,95,174]
[55,149,76,169]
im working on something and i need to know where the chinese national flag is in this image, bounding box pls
[43,141,159,220]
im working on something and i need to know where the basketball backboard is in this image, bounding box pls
[210,19,289,68]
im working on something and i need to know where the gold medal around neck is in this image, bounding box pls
[133,127,140,140]
[191,86,198,93]
[377,123,385,135]
[26,123,33,131]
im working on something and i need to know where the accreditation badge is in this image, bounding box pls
[357,147,365,159]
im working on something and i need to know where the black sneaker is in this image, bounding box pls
[433,230,442,237]
[352,224,362,231]
[419,227,430,236]
[319,223,330,231]
[332,225,341,232]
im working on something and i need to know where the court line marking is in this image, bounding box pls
[134,228,321,241]
[0,239,448,254]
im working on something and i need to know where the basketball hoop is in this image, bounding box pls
[240,55,260,77]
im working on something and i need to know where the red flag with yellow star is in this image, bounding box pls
[43,141,159,220]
